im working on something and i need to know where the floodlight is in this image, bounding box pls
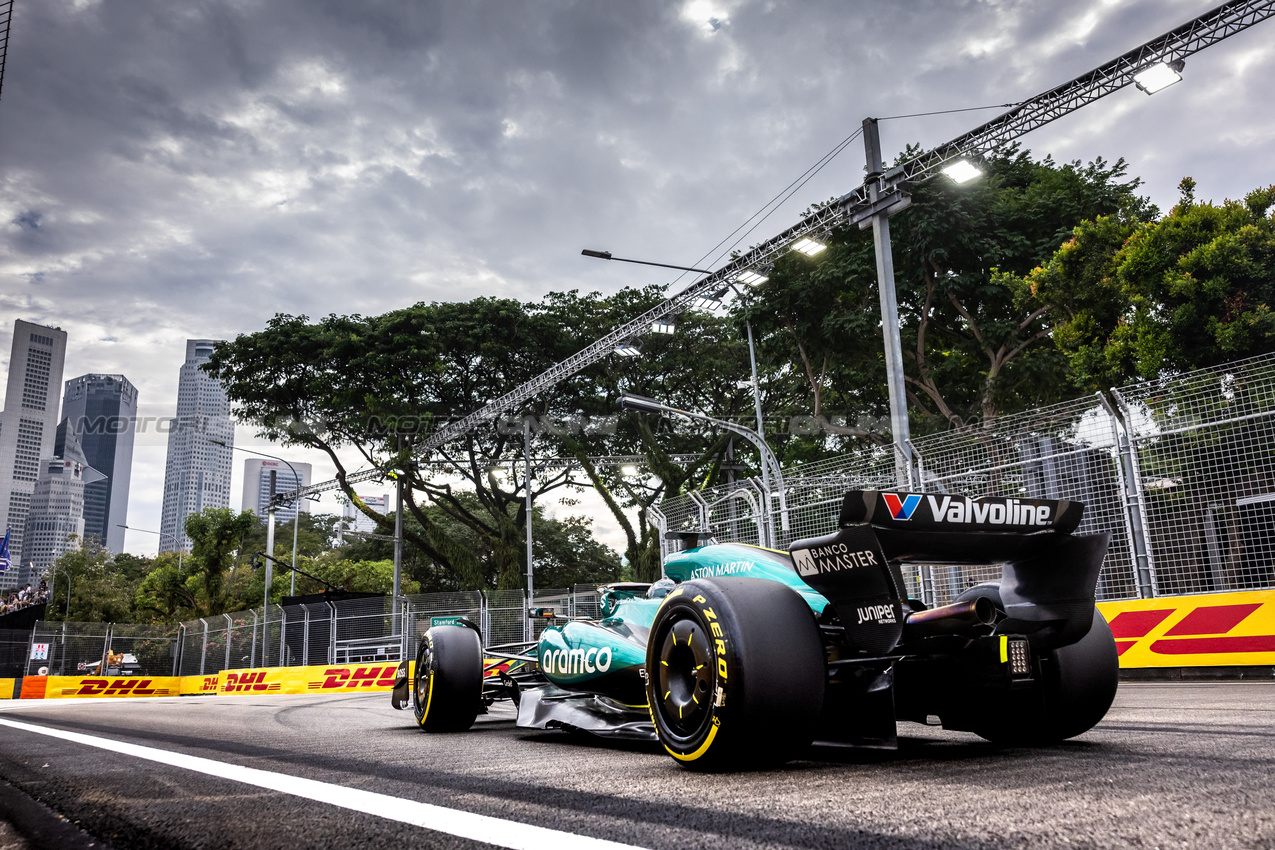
[614,341,642,357]
[692,290,727,311]
[620,465,639,476]
[1133,59,1184,95]
[651,321,676,335]
[617,393,666,414]
[736,270,769,287]
[792,237,826,256]
[942,159,983,184]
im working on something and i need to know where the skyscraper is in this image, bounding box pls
[240,458,312,522]
[0,320,68,578]
[159,340,233,553]
[58,374,138,553]
[22,430,105,574]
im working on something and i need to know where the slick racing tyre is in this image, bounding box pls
[412,625,483,732]
[647,577,824,770]
[956,583,1118,744]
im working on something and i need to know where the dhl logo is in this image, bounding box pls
[309,666,397,690]
[70,678,165,696]
[223,670,282,693]
[1108,602,1275,657]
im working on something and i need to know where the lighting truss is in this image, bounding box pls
[278,0,1274,506]
[0,1,13,103]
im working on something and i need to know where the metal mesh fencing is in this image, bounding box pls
[106,623,179,677]
[223,609,262,670]
[778,449,900,548]
[1114,353,1275,596]
[0,628,29,677]
[658,355,1275,606]
[30,621,111,677]
[404,591,483,655]
[572,585,602,619]
[910,394,1139,604]
[485,589,529,646]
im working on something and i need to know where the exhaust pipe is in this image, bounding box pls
[903,596,999,640]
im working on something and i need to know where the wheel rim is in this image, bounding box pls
[415,644,433,711]
[655,615,714,739]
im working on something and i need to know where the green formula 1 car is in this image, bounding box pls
[391,489,1120,769]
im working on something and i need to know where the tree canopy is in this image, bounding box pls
[203,147,1275,592]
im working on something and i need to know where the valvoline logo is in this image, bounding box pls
[882,493,922,520]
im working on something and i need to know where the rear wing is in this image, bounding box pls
[839,491,1084,535]
[789,490,1109,652]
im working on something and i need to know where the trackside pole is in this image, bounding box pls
[263,471,276,611]
[863,117,913,489]
[524,419,534,643]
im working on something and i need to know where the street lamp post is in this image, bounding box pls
[207,440,303,599]
[618,393,788,546]
[118,524,182,571]
[582,249,781,535]
[43,565,72,617]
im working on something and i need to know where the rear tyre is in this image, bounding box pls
[412,625,483,732]
[646,578,825,770]
[956,584,1118,744]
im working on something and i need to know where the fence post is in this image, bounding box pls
[279,605,287,666]
[101,624,112,674]
[302,606,311,666]
[1108,390,1159,598]
[480,592,490,643]
[250,609,258,669]
[196,618,207,676]
[223,614,233,671]
[919,565,936,608]
[328,601,337,665]
[399,596,409,661]
[172,623,183,677]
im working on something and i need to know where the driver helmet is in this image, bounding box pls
[646,578,677,599]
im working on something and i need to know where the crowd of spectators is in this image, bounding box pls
[0,579,49,616]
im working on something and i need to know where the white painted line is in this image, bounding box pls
[0,717,648,850]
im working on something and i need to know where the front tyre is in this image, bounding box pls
[412,625,482,732]
[647,578,824,770]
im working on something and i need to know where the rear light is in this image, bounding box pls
[1003,636,1031,677]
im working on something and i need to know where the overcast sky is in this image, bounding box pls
[1,0,1272,557]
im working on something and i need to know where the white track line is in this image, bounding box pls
[0,717,647,850]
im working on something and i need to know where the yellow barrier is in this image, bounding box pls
[180,674,221,696]
[44,675,183,698]
[1098,589,1275,667]
[0,678,15,699]
[216,661,404,696]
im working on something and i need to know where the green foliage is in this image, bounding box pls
[1024,181,1275,388]
[47,540,139,623]
[332,494,622,592]
[183,508,257,614]
[752,146,1155,433]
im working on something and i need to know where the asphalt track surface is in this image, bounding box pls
[0,682,1272,849]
